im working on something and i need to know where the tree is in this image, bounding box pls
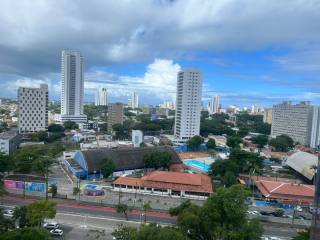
[135,224,185,240]
[49,184,57,197]
[143,151,172,169]
[31,131,47,142]
[206,139,216,149]
[112,123,128,139]
[269,135,294,152]
[176,185,263,240]
[116,203,129,220]
[292,229,310,240]
[187,136,204,150]
[112,224,137,240]
[48,123,65,133]
[142,202,151,223]
[26,200,56,227]
[14,205,28,228]
[0,210,15,233]
[273,208,284,217]
[238,127,249,138]
[226,136,242,148]
[101,158,116,178]
[0,227,50,240]
[169,200,192,216]
[63,121,78,130]
[252,134,269,149]
[73,187,80,196]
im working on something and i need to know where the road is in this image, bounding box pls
[0,195,299,239]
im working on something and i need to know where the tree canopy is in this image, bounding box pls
[252,134,269,149]
[143,151,172,169]
[187,135,204,150]
[206,139,216,149]
[226,136,242,149]
[48,123,65,133]
[26,200,56,227]
[63,121,78,130]
[101,158,116,178]
[269,135,294,152]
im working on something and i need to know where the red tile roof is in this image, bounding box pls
[255,180,315,204]
[113,171,213,193]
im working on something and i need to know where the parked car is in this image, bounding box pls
[295,206,303,212]
[43,222,59,229]
[3,209,14,218]
[50,229,63,236]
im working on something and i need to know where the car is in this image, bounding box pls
[43,222,59,229]
[50,229,63,236]
[295,206,303,212]
[3,209,14,218]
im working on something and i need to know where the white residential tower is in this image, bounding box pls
[95,87,108,106]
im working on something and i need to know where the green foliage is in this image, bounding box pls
[226,135,242,148]
[26,200,56,227]
[292,229,310,240]
[176,185,263,240]
[206,139,216,149]
[200,113,234,137]
[0,227,50,240]
[73,187,80,196]
[13,205,28,228]
[238,127,249,138]
[85,229,108,240]
[135,224,185,240]
[48,123,65,132]
[236,113,271,134]
[84,105,107,120]
[116,203,129,220]
[63,121,78,130]
[210,148,263,185]
[112,224,137,240]
[273,208,284,217]
[143,151,172,169]
[49,184,57,197]
[0,210,15,233]
[169,200,192,216]
[31,131,47,142]
[252,134,269,149]
[101,158,116,178]
[0,152,12,174]
[142,202,151,222]
[112,123,129,139]
[187,135,204,150]
[269,134,294,152]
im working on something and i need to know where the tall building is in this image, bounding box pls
[263,108,273,124]
[128,92,139,109]
[18,84,48,133]
[95,87,108,106]
[0,131,21,155]
[209,95,220,114]
[271,101,313,145]
[60,50,87,123]
[174,69,202,141]
[310,106,320,149]
[107,103,124,132]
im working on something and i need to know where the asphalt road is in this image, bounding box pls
[0,196,299,239]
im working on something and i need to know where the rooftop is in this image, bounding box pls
[0,130,19,140]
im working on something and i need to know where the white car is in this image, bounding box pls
[43,222,60,229]
[3,209,14,218]
[295,206,303,212]
[50,229,63,236]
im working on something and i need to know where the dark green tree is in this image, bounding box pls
[292,229,310,240]
[31,131,47,142]
[63,121,78,130]
[187,135,204,150]
[112,224,137,240]
[226,136,242,148]
[206,139,216,149]
[101,158,116,178]
[13,205,28,228]
[26,200,56,227]
[143,151,172,169]
[0,227,50,240]
[269,135,294,152]
[48,123,65,132]
[252,134,269,149]
[116,203,129,220]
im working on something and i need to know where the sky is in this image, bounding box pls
[0,0,320,108]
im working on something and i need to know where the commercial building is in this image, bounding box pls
[255,179,314,204]
[95,87,108,106]
[263,108,273,124]
[132,130,143,148]
[107,103,124,132]
[310,106,320,149]
[271,101,313,145]
[60,50,87,123]
[174,69,202,141]
[113,171,212,199]
[128,92,139,109]
[209,95,220,114]
[63,146,182,179]
[18,84,48,133]
[0,131,21,155]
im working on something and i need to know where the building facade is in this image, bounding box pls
[128,92,139,109]
[107,103,124,132]
[60,50,87,123]
[174,69,202,141]
[310,106,320,149]
[18,84,48,133]
[0,131,21,155]
[271,101,313,145]
[132,130,143,147]
[95,87,108,106]
[209,95,220,114]
[263,108,273,124]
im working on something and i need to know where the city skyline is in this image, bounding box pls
[0,1,320,107]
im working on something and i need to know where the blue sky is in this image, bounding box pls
[0,0,319,108]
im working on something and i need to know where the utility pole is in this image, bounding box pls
[310,153,320,240]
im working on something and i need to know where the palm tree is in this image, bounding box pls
[116,203,129,220]
[142,202,151,223]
